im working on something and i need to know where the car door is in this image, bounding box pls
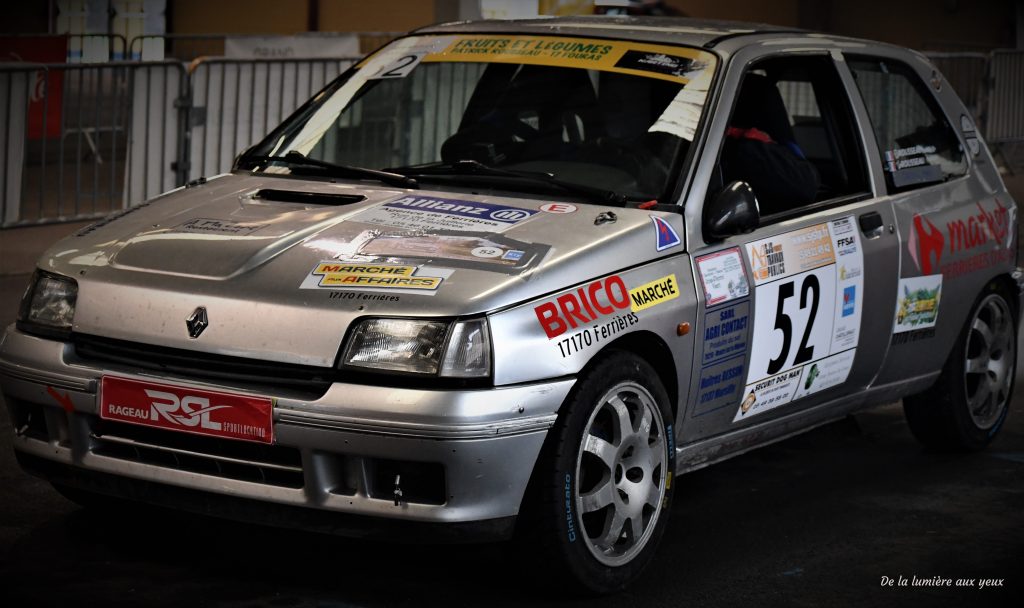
[680,48,899,442]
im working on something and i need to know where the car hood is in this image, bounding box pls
[39,173,685,366]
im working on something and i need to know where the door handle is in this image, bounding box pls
[858,211,884,239]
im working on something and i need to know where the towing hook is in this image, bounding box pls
[393,474,404,506]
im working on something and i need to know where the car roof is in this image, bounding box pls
[415,15,833,49]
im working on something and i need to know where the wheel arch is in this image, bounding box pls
[597,330,680,422]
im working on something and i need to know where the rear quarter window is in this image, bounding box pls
[847,56,966,192]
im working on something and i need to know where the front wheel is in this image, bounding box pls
[525,351,675,594]
[904,285,1016,451]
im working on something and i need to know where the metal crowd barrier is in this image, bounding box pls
[987,51,1024,144]
[0,61,186,227]
[3,49,1023,228]
[186,57,355,181]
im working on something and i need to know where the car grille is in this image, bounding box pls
[72,333,335,396]
[90,418,305,488]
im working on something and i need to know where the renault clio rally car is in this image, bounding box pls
[2,16,1020,594]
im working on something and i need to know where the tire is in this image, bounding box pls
[523,350,675,595]
[903,284,1016,451]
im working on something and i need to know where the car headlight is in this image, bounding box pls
[17,270,78,334]
[342,318,491,378]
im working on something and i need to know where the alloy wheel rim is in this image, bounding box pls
[964,294,1015,430]
[574,382,667,567]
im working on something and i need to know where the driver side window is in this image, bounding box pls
[712,55,870,219]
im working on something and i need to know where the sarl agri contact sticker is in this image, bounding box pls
[736,217,864,422]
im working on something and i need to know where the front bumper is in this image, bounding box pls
[0,327,573,540]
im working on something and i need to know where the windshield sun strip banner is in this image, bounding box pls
[418,35,715,85]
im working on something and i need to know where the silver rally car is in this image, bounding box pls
[2,16,1020,593]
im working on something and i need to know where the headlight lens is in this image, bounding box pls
[342,317,491,378]
[18,270,78,331]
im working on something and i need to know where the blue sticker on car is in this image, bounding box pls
[651,215,681,251]
[843,285,856,317]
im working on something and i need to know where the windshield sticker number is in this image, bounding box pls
[369,52,425,79]
[737,218,864,422]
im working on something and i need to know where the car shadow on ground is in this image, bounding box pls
[3,402,1022,607]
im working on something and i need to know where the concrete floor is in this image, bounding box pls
[0,271,1021,606]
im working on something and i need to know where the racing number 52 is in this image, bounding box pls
[766,274,820,375]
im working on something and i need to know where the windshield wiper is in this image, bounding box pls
[386,159,627,206]
[243,151,418,189]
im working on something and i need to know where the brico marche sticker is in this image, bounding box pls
[736,217,864,422]
[301,262,454,295]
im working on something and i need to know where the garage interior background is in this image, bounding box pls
[0,0,1023,276]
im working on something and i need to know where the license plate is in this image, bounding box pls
[99,376,274,444]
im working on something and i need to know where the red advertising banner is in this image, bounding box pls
[0,35,66,139]
[100,376,274,444]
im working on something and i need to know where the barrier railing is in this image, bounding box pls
[987,51,1024,144]
[2,49,1023,228]
[0,61,186,227]
[185,57,355,181]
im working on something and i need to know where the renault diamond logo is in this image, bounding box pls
[186,307,209,339]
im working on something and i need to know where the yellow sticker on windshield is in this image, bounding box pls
[423,35,714,84]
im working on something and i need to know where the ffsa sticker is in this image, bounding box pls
[736,217,864,422]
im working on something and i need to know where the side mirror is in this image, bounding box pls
[703,181,760,241]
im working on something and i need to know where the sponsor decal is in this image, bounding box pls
[842,286,856,317]
[891,327,937,345]
[748,241,786,282]
[425,35,715,86]
[308,263,444,291]
[555,311,639,358]
[613,50,700,79]
[352,195,537,232]
[539,202,577,214]
[351,230,549,275]
[696,248,749,307]
[739,217,862,422]
[695,301,749,416]
[908,198,1013,276]
[696,355,746,415]
[651,215,681,252]
[100,376,273,444]
[175,218,267,236]
[629,274,679,312]
[534,275,631,339]
[701,302,750,367]
[894,274,942,333]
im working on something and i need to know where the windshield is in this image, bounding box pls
[245,34,718,202]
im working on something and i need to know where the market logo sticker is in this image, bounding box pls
[908,198,1013,275]
[311,263,444,291]
[534,275,631,339]
[651,215,680,251]
[629,274,679,312]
